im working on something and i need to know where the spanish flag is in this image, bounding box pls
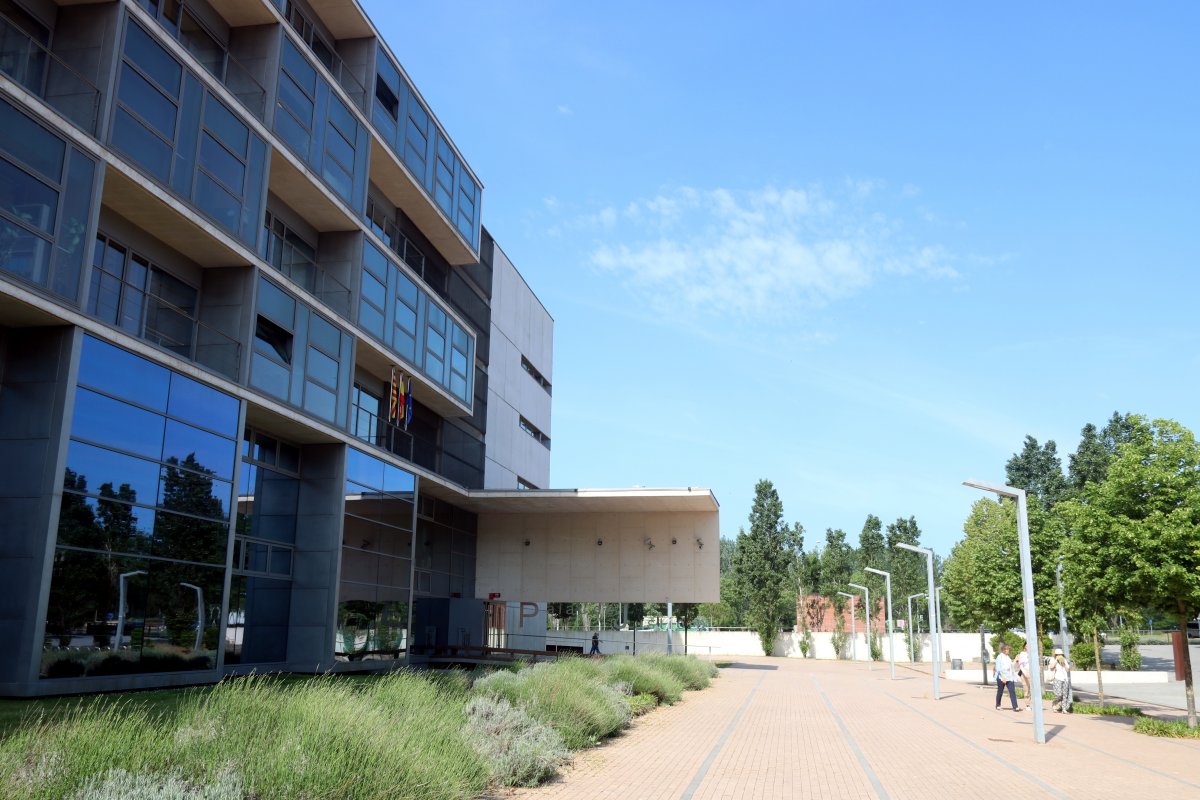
[389,367,399,422]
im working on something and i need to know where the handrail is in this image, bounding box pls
[141,290,242,380]
[0,12,102,135]
[263,234,351,316]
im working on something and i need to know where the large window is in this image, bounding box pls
[274,36,367,212]
[87,234,197,360]
[370,47,481,252]
[357,241,475,406]
[336,448,415,662]
[41,336,239,679]
[226,429,299,665]
[0,97,96,301]
[110,19,267,248]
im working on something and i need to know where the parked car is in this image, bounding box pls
[1187,620,1199,639]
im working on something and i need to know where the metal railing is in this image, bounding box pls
[0,12,102,135]
[263,235,352,317]
[365,198,428,280]
[142,292,242,381]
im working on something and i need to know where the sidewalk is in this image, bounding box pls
[499,657,1200,800]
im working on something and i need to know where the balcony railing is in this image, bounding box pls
[365,198,428,280]
[350,408,483,489]
[0,12,102,135]
[142,293,243,381]
[263,236,352,317]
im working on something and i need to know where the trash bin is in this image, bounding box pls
[951,658,963,670]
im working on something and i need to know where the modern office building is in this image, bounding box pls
[0,0,718,697]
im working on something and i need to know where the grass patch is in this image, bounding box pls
[628,693,658,716]
[1071,703,1144,717]
[638,654,718,690]
[602,656,684,704]
[1133,717,1200,738]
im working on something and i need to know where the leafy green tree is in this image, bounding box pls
[886,516,926,617]
[818,528,855,607]
[1059,417,1200,727]
[1006,435,1070,508]
[856,514,887,619]
[1069,423,1109,489]
[732,480,803,655]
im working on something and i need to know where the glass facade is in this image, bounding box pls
[414,493,476,600]
[110,19,267,248]
[371,48,480,251]
[0,97,97,301]
[274,36,368,213]
[358,241,474,405]
[250,276,351,426]
[336,448,415,661]
[226,430,299,665]
[42,336,240,679]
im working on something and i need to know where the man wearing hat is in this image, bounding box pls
[1050,647,1072,713]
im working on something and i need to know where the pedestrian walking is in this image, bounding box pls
[994,643,1019,712]
[1015,642,1032,710]
[1050,647,1072,713]
[589,632,600,655]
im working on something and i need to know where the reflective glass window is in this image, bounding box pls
[250,352,290,399]
[308,313,339,356]
[305,346,337,388]
[78,336,170,412]
[163,419,236,480]
[152,509,227,564]
[112,108,173,181]
[118,64,178,140]
[159,462,231,521]
[66,440,161,506]
[0,97,65,180]
[71,388,165,459]
[257,277,296,328]
[303,381,335,421]
[194,172,240,232]
[124,21,182,97]
[0,216,50,284]
[345,448,384,490]
[55,494,156,552]
[361,270,385,309]
[168,373,239,434]
[0,158,57,234]
[199,134,244,193]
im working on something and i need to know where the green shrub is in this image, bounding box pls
[628,694,658,716]
[637,654,716,691]
[472,659,631,749]
[72,768,243,800]
[1071,703,1143,717]
[1071,641,1096,670]
[463,696,569,787]
[602,656,683,704]
[869,631,882,662]
[1133,717,1200,738]
[1119,628,1142,670]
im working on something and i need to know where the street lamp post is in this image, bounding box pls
[113,570,147,651]
[907,592,926,663]
[963,479,1046,745]
[896,542,940,699]
[1056,557,1069,656]
[849,582,871,670]
[179,582,205,652]
[836,591,858,662]
[935,584,945,670]
[865,567,895,679]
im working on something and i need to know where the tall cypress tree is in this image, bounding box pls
[732,480,803,655]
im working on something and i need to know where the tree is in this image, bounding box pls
[886,516,926,618]
[856,514,886,619]
[1069,423,1109,489]
[817,528,855,605]
[942,498,1059,634]
[732,480,803,655]
[1006,435,1070,508]
[1059,417,1200,727]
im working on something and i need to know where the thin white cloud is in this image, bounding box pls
[588,184,957,318]
[556,104,573,116]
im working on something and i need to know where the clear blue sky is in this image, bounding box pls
[365,2,1200,558]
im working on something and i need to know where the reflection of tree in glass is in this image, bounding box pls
[158,453,227,564]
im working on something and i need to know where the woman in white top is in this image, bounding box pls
[1015,643,1032,710]
[1050,648,1071,713]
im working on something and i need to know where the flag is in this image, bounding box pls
[404,376,414,429]
[389,367,399,422]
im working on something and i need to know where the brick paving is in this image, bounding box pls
[499,657,1200,800]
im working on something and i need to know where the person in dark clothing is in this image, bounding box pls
[589,632,600,655]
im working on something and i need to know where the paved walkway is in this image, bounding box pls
[499,658,1200,800]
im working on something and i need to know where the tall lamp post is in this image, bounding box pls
[896,542,941,699]
[849,582,871,670]
[113,569,147,651]
[935,584,945,668]
[907,592,926,663]
[1056,557,1069,656]
[836,591,858,662]
[963,479,1046,745]
[865,567,895,679]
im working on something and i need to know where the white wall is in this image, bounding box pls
[484,239,553,490]
[476,510,720,603]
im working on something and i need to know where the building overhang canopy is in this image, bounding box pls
[435,487,719,515]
